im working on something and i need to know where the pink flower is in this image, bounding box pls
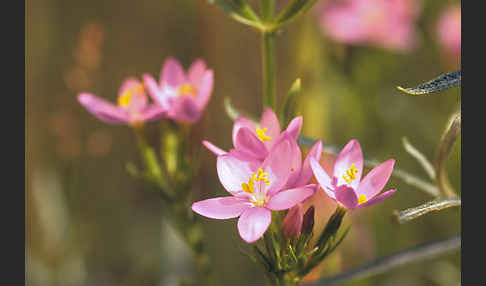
[318,0,420,52]
[192,134,317,243]
[143,57,214,124]
[436,5,461,58]
[78,78,166,125]
[203,108,303,160]
[310,139,396,209]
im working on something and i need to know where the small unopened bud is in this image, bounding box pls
[302,206,315,235]
[282,204,303,238]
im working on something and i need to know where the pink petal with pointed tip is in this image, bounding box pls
[237,207,272,243]
[195,70,214,110]
[191,197,252,219]
[232,117,257,146]
[357,159,395,199]
[260,108,281,149]
[217,153,259,194]
[234,128,268,160]
[78,93,129,124]
[202,140,227,156]
[335,185,358,209]
[292,140,323,187]
[282,137,303,188]
[286,116,303,140]
[262,134,293,196]
[356,189,396,208]
[167,96,200,123]
[266,185,316,211]
[310,157,335,199]
[139,105,167,122]
[334,139,363,190]
[143,73,168,109]
[188,58,207,86]
[282,204,303,238]
[118,77,142,96]
[160,57,186,87]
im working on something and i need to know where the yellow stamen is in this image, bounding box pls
[358,194,368,205]
[178,84,198,97]
[118,84,144,107]
[342,163,359,183]
[241,168,270,194]
[256,127,272,142]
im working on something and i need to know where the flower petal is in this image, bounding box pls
[260,108,281,149]
[334,139,363,190]
[266,185,316,211]
[310,157,335,199]
[118,77,147,112]
[232,117,257,146]
[234,127,268,160]
[261,133,293,196]
[143,73,169,109]
[286,116,303,140]
[195,70,214,110]
[217,153,259,194]
[78,93,129,124]
[292,140,323,187]
[167,96,200,123]
[188,58,207,86]
[160,57,186,87]
[202,140,227,156]
[335,185,358,209]
[355,189,396,208]
[281,137,303,188]
[191,197,252,219]
[237,207,272,243]
[357,159,395,199]
[139,105,167,122]
[282,204,303,238]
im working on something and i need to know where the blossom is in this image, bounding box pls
[78,78,166,125]
[318,0,420,52]
[436,5,461,58]
[203,108,303,161]
[192,134,317,243]
[143,57,214,124]
[310,139,396,209]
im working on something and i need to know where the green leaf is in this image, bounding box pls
[393,198,461,224]
[402,137,436,181]
[223,97,258,122]
[208,0,262,28]
[274,0,319,27]
[280,78,301,127]
[397,70,461,95]
[436,111,461,198]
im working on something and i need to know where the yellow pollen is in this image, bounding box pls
[118,84,144,107]
[256,127,272,142]
[241,168,270,194]
[291,168,295,172]
[178,84,198,97]
[358,194,368,205]
[342,163,359,183]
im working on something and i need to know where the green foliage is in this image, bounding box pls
[397,70,461,95]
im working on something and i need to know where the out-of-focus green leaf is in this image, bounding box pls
[393,198,461,224]
[274,0,319,27]
[224,97,258,122]
[208,0,262,28]
[280,78,301,127]
[397,70,461,95]
[436,111,461,198]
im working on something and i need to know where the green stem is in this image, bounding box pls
[261,0,275,22]
[262,30,277,110]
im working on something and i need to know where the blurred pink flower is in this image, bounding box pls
[203,108,303,160]
[78,78,166,125]
[143,57,214,124]
[436,5,461,58]
[192,133,317,243]
[310,139,396,209]
[318,0,420,52]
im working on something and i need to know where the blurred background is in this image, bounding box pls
[26,0,461,285]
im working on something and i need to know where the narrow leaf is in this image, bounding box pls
[275,0,319,27]
[436,111,461,198]
[208,0,262,28]
[397,70,461,95]
[280,78,301,127]
[393,198,461,224]
[402,137,436,181]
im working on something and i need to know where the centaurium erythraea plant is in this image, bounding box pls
[143,57,214,124]
[78,77,166,125]
[192,132,318,243]
[310,139,396,210]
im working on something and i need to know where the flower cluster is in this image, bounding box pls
[192,109,396,243]
[78,57,214,125]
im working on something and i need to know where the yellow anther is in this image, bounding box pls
[256,127,272,142]
[342,163,359,183]
[118,84,144,107]
[242,168,270,194]
[358,194,368,205]
[178,83,198,97]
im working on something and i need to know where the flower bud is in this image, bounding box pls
[282,204,303,238]
[302,206,315,235]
